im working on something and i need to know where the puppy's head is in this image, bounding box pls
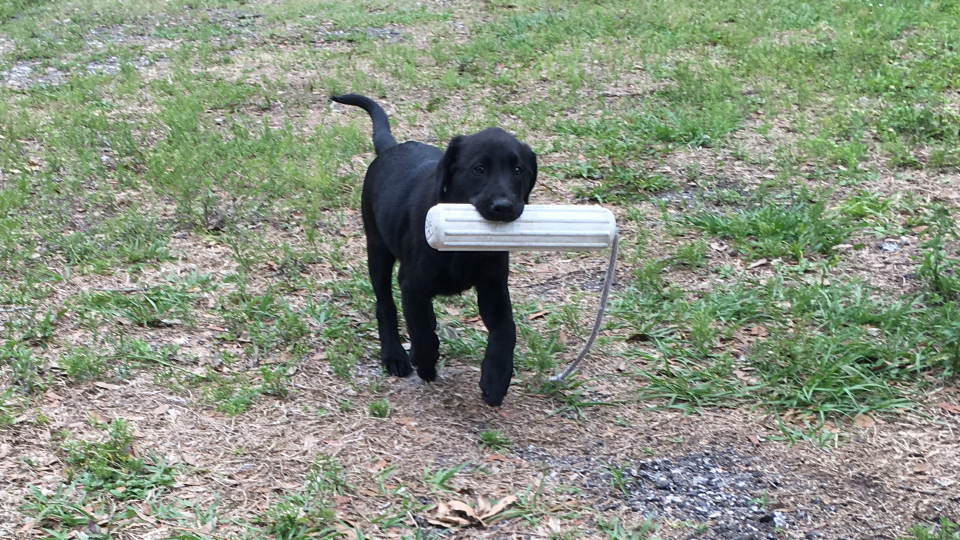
[437,128,537,223]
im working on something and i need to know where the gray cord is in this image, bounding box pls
[550,233,619,381]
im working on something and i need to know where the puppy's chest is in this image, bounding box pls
[426,253,501,295]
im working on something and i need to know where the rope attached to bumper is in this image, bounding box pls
[550,233,618,382]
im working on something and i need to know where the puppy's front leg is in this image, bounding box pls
[476,279,516,406]
[400,287,441,383]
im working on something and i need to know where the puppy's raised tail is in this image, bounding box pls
[330,94,397,155]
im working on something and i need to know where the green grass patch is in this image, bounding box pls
[62,418,175,499]
[613,254,960,426]
[480,429,512,452]
[74,284,199,327]
[686,192,854,261]
[899,518,960,540]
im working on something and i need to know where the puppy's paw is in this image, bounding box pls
[416,364,437,382]
[480,387,506,407]
[382,354,413,377]
[479,376,510,407]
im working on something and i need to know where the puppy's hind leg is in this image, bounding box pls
[399,282,440,383]
[367,237,413,377]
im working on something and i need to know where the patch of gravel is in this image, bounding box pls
[318,26,405,43]
[1,56,155,89]
[615,451,789,539]
[515,445,813,540]
[0,62,66,88]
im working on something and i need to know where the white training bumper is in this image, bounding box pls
[425,204,617,252]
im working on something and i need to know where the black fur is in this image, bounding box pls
[331,94,537,406]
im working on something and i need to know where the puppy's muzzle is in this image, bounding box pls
[484,198,522,222]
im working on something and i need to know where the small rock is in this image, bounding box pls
[773,511,788,528]
[880,242,899,252]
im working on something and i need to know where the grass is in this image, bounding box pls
[596,515,658,540]
[257,454,347,539]
[61,418,175,499]
[480,429,512,452]
[611,256,960,426]
[368,398,391,418]
[3,0,960,537]
[21,419,178,538]
[685,191,854,261]
[900,519,960,540]
[423,462,471,492]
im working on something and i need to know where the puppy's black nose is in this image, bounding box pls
[489,199,515,220]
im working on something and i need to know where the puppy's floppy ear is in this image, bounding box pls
[437,136,464,202]
[520,143,538,203]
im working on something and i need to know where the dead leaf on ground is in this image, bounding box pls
[913,462,932,474]
[476,496,491,516]
[854,415,875,429]
[302,435,319,450]
[367,457,388,473]
[747,434,761,445]
[749,325,768,337]
[152,404,171,416]
[448,500,477,519]
[747,258,769,270]
[334,520,360,540]
[395,418,418,428]
[483,495,518,520]
[484,454,518,463]
[528,310,549,320]
[428,501,471,528]
[427,495,518,528]
[95,382,121,391]
[937,402,960,415]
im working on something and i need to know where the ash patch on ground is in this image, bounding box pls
[517,445,803,539]
[0,62,66,88]
[614,451,789,539]
[1,57,155,89]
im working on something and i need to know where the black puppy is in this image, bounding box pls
[331,94,537,406]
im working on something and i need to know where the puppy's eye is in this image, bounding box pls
[474,165,485,174]
[514,166,522,175]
